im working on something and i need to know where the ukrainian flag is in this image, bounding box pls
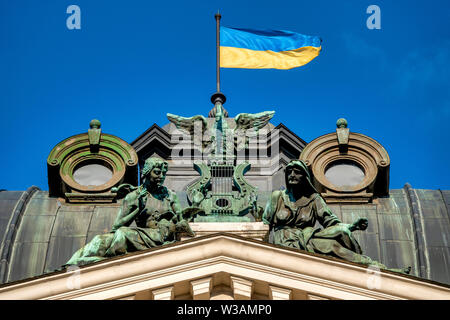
[220,26,321,70]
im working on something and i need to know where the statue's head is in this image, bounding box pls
[284,160,317,194]
[142,157,169,188]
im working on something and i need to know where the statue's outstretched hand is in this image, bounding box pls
[351,217,369,231]
[176,220,196,237]
[181,207,204,222]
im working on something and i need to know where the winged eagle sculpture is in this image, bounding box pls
[234,111,275,150]
[234,111,275,132]
[167,110,275,153]
[166,113,210,148]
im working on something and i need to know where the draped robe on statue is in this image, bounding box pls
[263,160,386,267]
[65,186,182,266]
[262,190,378,264]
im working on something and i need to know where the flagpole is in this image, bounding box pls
[215,12,221,93]
[211,12,226,106]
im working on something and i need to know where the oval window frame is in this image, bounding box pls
[72,160,114,187]
[59,146,127,193]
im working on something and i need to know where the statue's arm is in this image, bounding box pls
[111,192,140,232]
[262,191,282,226]
[314,195,341,228]
[168,190,195,237]
[170,190,183,221]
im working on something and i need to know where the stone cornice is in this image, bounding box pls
[0,233,448,300]
[273,123,308,151]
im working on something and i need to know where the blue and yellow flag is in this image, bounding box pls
[220,27,321,70]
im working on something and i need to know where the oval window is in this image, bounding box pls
[325,160,365,187]
[73,163,113,186]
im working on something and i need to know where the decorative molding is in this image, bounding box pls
[190,277,212,300]
[230,276,253,300]
[47,121,138,201]
[273,123,308,153]
[64,192,117,204]
[152,286,174,300]
[0,234,448,300]
[300,119,390,203]
[131,124,172,154]
[269,285,292,300]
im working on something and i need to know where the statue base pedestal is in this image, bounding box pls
[180,222,269,241]
[192,215,252,222]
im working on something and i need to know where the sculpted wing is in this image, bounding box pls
[167,113,207,136]
[233,111,275,151]
[234,111,275,132]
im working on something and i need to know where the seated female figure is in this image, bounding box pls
[65,157,194,267]
[263,160,410,273]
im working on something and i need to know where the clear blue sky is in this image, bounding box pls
[1,0,449,191]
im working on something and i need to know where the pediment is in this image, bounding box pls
[131,123,172,157]
[129,122,308,162]
[0,233,448,300]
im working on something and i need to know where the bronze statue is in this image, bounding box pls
[263,160,411,274]
[167,109,275,154]
[65,157,195,267]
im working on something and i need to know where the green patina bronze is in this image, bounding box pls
[64,157,195,267]
[168,102,273,222]
[184,161,260,222]
[263,159,411,274]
